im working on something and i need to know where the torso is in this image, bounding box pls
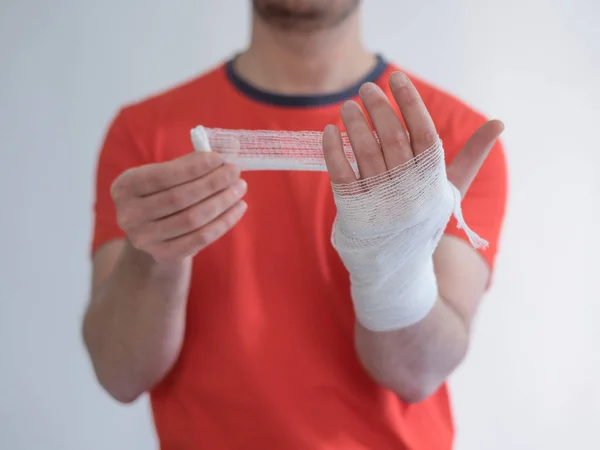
[115,57,486,449]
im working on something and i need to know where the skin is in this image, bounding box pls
[323,74,504,401]
[83,0,503,404]
[252,0,360,32]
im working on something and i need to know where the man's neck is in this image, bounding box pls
[234,10,376,96]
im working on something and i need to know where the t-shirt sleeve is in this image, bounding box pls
[91,108,150,256]
[442,114,508,275]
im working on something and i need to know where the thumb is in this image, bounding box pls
[446,120,505,197]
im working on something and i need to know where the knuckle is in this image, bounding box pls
[116,210,133,230]
[220,214,235,230]
[200,152,223,169]
[222,208,240,229]
[188,160,205,177]
[184,160,200,179]
[224,164,241,181]
[204,201,220,220]
[206,165,238,192]
[228,184,244,202]
[214,222,229,240]
[419,128,439,147]
[166,189,187,209]
[360,143,383,161]
[381,128,406,147]
[146,171,162,188]
[182,209,200,229]
[218,203,245,233]
[195,231,211,249]
[402,92,420,108]
[354,136,378,155]
[196,228,218,249]
[110,174,129,201]
[205,173,222,193]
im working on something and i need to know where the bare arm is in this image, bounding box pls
[354,236,489,402]
[83,152,247,403]
[83,240,191,403]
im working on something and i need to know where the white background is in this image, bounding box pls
[1,0,599,449]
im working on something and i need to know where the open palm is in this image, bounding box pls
[322,71,504,197]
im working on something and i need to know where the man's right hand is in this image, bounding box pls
[110,152,248,263]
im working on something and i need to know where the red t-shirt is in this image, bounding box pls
[92,56,507,450]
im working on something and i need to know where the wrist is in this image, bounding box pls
[350,256,439,331]
[122,239,192,282]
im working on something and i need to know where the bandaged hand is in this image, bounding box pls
[322,72,504,332]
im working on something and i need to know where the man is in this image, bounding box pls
[83,1,507,448]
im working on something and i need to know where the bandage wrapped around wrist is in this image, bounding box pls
[331,139,487,331]
[191,126,487,331]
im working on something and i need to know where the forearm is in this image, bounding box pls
[83,242,191,403]
[354,296,469,403]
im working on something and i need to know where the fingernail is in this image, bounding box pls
[359,82,378,96]
[324,124,338,134]
[341,100,360,116]
[390,71,409,87]
[206,153,223,168]
[234,179,247,195]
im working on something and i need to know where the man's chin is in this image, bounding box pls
[252,0,360,32]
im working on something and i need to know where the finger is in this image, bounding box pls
[389,72,438,156]
[447,120,505,197]
[146,178,248,242]
[139,164,240,220]
[358,82,412,169]
[153,200,248,262]
[121,152,224,197]
[211,135,241,165]
[322,124,357,184]
[340,100,386,178]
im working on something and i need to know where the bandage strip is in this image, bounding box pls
[192,126,359,172]
[191,126,488,331]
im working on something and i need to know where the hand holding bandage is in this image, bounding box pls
[322,72,504,332]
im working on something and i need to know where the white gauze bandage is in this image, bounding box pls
[191,126,487,331]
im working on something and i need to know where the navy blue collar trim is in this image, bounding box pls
[226,54,388,108]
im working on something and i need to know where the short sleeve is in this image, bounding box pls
[443,120,508,275]
[91,108,150,255]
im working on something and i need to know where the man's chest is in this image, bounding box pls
[210,170,339,270]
